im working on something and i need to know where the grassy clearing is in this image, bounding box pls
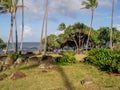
[0,54,120,90]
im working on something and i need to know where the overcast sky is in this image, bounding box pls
[0,0,120,42]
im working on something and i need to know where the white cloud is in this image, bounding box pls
[54,30,64,36]
[18,0,118,19]
[18,0,83,18]
[98,0,118,7]
[20,25,32,38]
[115,24,120,31]
[49,0,83,17]
[98,0,111,7]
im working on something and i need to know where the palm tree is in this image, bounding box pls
[13,0,19,52]
[110,0,115,50]
[0,0,20,53]
[39,3,46,53]
[43,0,48,55]
[39,0,48,55]
[82,0,98,51]
[20,0,24,54]
[0,0,15,53]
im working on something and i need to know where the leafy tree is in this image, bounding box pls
[57,34,68,50]
[98,27,110,47]
[47,34,60,51]
[90,30,100,48]
[58,23,66,31]
[0,38,6,49]
[112,28,120,49]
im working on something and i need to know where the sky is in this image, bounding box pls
[0,0,120,42]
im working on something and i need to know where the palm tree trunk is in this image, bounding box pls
[110,0,114,50]
[79,31,81,53]
[13,12,18,53]
[43,0,48,55]
[5,13,15,54]
[86,9,94,52]
[39,6,46,53]
[5,29,11,54]
[11,13,15,52]
[20,0,24,54]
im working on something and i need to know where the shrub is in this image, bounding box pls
[56,56,76,65]
[8,52,19,61]
[86,48,120,73]
[61,50,76,56]
[56,51,76,65]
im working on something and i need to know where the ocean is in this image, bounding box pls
[0,42,41,54]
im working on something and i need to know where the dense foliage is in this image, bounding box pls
[56,51,76,65]
[0,38,6,49]
[8,52,19,61]
[86,48,120,73]
[43,22,120,53]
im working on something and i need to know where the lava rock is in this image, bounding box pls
[80,78,93,85]
[9,71,26,80]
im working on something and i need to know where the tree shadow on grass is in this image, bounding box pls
[18,64,38,70]
[56,65,74,90]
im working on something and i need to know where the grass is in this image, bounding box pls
[0,54,120,90]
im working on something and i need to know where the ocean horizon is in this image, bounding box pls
[0,42,42,54]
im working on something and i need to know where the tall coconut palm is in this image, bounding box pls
[13,0,19,52]
[110,0,115,50]
[43,0,48,55]
[39,2,47,53]
[0,0,15,53]
[20,0,24,54]
[39,0,48,55]
[82,0,98,51]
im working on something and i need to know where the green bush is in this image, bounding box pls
[60,50,75,56]
[56,56,76,65]
[8,52,19,61]
[86,48,120,73]
[56,51,76,65]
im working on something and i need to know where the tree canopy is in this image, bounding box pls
[0,38,6,49]
[43,22,120,53]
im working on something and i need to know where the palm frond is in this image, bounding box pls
[82,0,98,9]
[81,1,90,5]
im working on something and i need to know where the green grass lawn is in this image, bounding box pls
[0,54,120,90]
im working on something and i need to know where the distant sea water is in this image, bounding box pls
[0,42,42,54]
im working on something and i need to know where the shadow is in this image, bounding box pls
[19,64,38,70]
[57,65,74,90]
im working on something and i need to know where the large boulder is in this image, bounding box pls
[38,64,46,69]
[0,73,7,81]
[14,57,25,65]
[38,63,54,70]
[0,61,4,65]
[14,57,25,68]
[0,55,7,60]
[80,78,93,85]
[0,65,3,71]
[40,55,56,65]
[28,56,39,64]
[9,71,26,80]
[4,57,14,66]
